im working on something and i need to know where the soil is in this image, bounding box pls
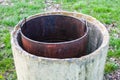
[104,69,120,80]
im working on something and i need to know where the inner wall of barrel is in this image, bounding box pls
[21,15,86,42]
[86,22,103,53]
[18,21,103,56]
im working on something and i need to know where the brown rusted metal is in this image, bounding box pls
[20,15,88,58]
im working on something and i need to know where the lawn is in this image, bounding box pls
[0,0,120,80]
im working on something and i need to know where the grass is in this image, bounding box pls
[0,0,120,79]
[105,61,119,74]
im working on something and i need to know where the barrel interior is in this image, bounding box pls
[21,15,86,43]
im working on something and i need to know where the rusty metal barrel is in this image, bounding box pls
[20,15,88,58]
[11,11,109,80]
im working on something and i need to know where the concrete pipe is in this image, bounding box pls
[11,11,109,80]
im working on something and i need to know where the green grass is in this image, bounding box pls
[108,37,120,58]
[0,27,15,80]
[0,0,120,79]
[105,61,119,74]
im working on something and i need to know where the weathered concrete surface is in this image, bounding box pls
[11,11,109,80]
